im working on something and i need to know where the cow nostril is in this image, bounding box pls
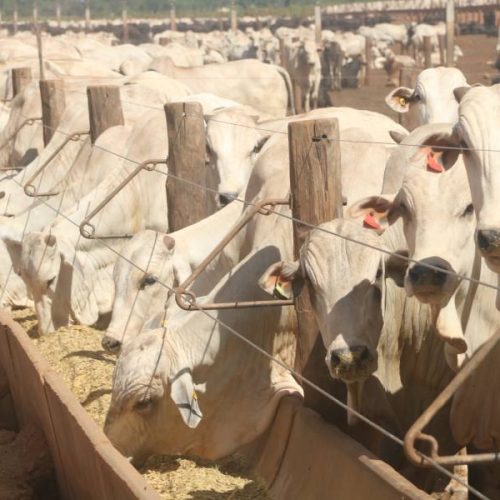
[408,265,421,284]
[477,230,491,251]
[218,192,237,206]
[359,346,370,361]
[330,350,341,368]
[102,336,121,353]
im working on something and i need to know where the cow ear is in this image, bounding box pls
[170,369,203,429]
[413,133,462,173]
[348,195,399,234]
[389,130,408,144]
[384,250,409,287]
[385,87,414,113]
[258,260,303,300]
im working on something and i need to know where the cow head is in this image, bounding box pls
[19,232,99,335]
[258,219,407,423]
[205,108,270,207]
[427,86,500,281]
[349,149,474,359]
[385,67,468,127]
[103,232,187,353]
[104,329,203,465]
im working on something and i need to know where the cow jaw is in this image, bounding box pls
[433,298,468,355]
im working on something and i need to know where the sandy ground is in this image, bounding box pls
[11,308,269,500]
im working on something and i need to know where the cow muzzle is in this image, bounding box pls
[406,257,456,302]
[477,229,500,271]
[102,334,121,353]
[326,345,374,382]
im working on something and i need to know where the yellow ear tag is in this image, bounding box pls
[274,281,289,300]
[192,390,198,401]
[162,320,168,328]
[399,97,406,106]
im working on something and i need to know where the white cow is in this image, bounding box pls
[102,201,243,352]
[349,124,500,369]
[423,86,500,284]
[280,37,322,113]
[385,67,468,127]
[149,58,295,117]
[17,111,169,334]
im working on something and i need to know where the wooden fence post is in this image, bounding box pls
[398,67,418,131]
[230,0,237,32]
[86,86,124,144]
[122,2,129,43]
[314,4,322,48]
[56,2,61,28]
[12,68,32,97]
[13,1,18,35]
[438,34,446,66]
[170,1,176,31]
[446,0,455,67]
[365,37,372,86]
[288,118,344,416]
[39,80,65,146]
[423,36,432,68]
[85,0,91,33]
[165,102,208,232]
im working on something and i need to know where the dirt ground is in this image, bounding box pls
[333,34,498,119]
[10,308,269,500]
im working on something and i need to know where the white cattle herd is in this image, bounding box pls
[0,21,499,497]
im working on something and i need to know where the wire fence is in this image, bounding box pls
[0,95,495,499]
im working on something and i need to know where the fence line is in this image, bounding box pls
[13,110,500,296]
[39,87,500,156]
[2,106,494,499]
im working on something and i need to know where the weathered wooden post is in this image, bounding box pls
[423,35,432,68]
[365,37,372,86]
[33,0,45,81]
[86,86,124,144]
[170,0,176,31]
[122,1,129,43]
[85,0,91,33]
[13,0,18,35]
[39,80,65,146]
[56,2,61,28]
[438,34,446,66]
[165,102,208,232]
[446,0,455,67]
[33,0,38,25]
[288,118,343,416]
[398,67,418,131]
[12,68,32,97]
[314,3,322,47]
[230,0,237,32]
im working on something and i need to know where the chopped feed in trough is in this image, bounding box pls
[11,308,269,500]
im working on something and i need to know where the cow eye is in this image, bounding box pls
[413,93,421,102]
[140,275,158,290]
[134,397,154,412]
[47,277,56,288]
[461,204,474,217]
